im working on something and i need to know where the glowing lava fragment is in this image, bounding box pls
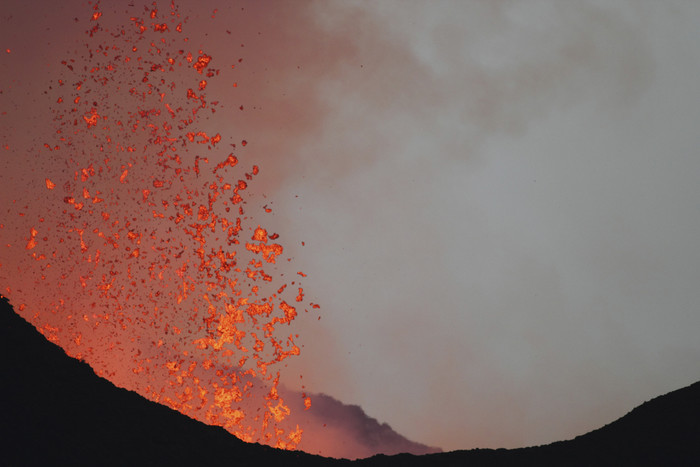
[120,169,128,183]
[45,179,56,190]
[252,226,268,242]
[25,227,38,250]
[193,54,212,73]
[83,109,100,128]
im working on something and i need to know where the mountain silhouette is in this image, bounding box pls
[1,294,698,466]
[357,379,700,466]
[283,391,442,458]
[0,295,339,466]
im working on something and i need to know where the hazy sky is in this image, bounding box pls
[2,0,700,453]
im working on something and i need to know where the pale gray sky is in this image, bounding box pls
[262,1,700,450]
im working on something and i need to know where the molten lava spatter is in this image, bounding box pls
[1,1,317,450]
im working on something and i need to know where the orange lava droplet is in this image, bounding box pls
[26,227,38,250]
[5,49,10,54]
[83,109,100,128]
[45,179,56,190]
[120,169,128,183]
[193,54,211,74]
[304,397,311,410]
[252,226,268,242]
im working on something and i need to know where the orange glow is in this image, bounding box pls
[25,227,38,250]
[4,1,318,452]
[193,54,212,74]
[83,109,100,128]
[252,226,268,242]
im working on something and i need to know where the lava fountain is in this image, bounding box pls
[1,1,318,450]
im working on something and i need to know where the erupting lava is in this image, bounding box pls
[1,1,318,450]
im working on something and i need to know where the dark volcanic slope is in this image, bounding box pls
[0,296,344,467]
[357,383,700,466]
[2,294,699,466]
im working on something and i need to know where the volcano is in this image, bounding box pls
[1,295,699,466]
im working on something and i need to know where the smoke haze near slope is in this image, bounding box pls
[256,1,700,451]
[3,0,700,453]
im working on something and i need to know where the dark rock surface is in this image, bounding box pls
[1,295,698,466]
[0,295,343,466]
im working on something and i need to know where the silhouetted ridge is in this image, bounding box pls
[2,295,699,466]
[294,393,442,457]
[0,296,340,466]
[357,383,700,466]
[314,393,439,453]
[565,378,700,464]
